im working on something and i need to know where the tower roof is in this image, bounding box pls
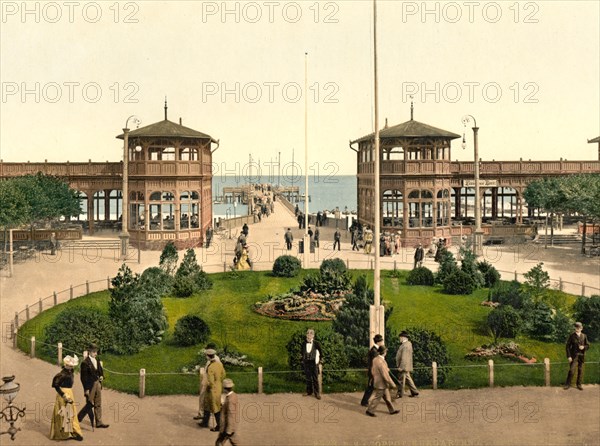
[588,136,600,143]
[351,119,460,144]
[116,119,217,143]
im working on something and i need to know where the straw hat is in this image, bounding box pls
[63,355,79,368]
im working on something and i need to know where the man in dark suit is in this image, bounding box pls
[215,379,239,446]
[360,334,384,407]
[564,322,590,390]
[414,243,424,269]
[302,329,323,400]
[77,343,109,428]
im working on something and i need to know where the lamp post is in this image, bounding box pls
[120,115,141,259]
[0,376,26,441]
[461,115,483,256]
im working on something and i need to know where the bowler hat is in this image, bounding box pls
[574,322,583,329]
[88,343,99,352]
[223,378,235,389]
[373,334,383,343]
[399,331,410,339]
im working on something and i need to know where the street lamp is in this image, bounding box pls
[120,115,141,258]
[0,376,26,441]
[461,115,483,256]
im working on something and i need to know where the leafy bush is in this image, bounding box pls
[299,259,352,295]
[573,295,600,341]
[477,261,501,288]
[487,306,521,343]
[390,328,451,386]
[111,284,168,354]
[272,255,302,277]
[443,270,477,295]
[173,315,211,346]
[435,249,458,285]
[488,281,530,309]
[140,267,173,297]
[552,309,573,343]
[44,307,116,355]
[521,300,554,339]
[459,248,484,289]
[173,274,196,298]
[406,267,434,286]
[286,328,349,383]
[159,242,179,276]
[193,269,213,292]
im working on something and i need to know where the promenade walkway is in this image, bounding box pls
[1,201,599,445]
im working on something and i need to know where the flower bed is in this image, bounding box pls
[465,342,537,363]
[253,291,348,321]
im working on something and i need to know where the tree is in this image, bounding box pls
[459,247,484,288]
[487,306,521,343]
[523,177,567,246]
[560,174,600,254]
[523,262,550,302]
[159,242,179,276]
[435,249,458,285]
[573,295,600,342]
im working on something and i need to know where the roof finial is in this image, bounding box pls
[384,118,388,129]
[410,95,414,120]
[164,96,168,120]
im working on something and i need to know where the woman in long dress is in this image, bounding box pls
[50,355,83,441]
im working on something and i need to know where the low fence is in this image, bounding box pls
[11,331,600,398]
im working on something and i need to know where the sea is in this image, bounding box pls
[213,175,357,219]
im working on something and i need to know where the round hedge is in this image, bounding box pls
[443,270,477,295]
[272,255,302,277]
[406,267,435,286]
[173,315,211,346]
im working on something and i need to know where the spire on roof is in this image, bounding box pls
[164,97,168,120]
[410,96,414,121]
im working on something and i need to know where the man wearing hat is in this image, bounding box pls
[194,344,221,421]
[302,329,323,399]
[199,347,226,431]
[564,322,590,391]
[366,346,399,417]
[77,344,109,429]
[414,243,424,269]
[360,334,384,407]
[215,379,239,446]
[395,331,419,398]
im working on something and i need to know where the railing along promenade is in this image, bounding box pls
[358,159,600,176]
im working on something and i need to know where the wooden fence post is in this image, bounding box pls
[223,262,227,273]
[581,282,585,297]
[14,312,19,329]
[139,369,146,398]
[107,276,111,289]
[53,291,58,306]
[70,285,74,300]
[86,280,90,294]
[488,359,494,387]
[370,259,374,270]
[258,366,263,394]
[58,343,63,366]
[544,358,551,387]
[25,305,30,321]
[38,298,43,314]
[394,260,397,271]
[30,336,36,358]
[432,361,438,390]
[514,271,518,281]
[559,277,563,292]
[346,258,349,269]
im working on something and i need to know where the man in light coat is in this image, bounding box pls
[215,379,239,445]
[396,331,419,398]
[198,348,226,431]
[366,346,399,417]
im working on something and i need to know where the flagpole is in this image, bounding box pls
[303,52,310,266]
[370,0,385,346]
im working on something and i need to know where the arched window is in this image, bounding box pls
[382,190,403,228]
[408,189,433,228]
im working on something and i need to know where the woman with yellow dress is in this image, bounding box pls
[50,355,83,441]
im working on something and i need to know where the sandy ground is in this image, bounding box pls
[1,201,599,445]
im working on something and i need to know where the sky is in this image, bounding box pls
[1,1,599,175]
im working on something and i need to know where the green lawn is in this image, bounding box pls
[16,270,600,395]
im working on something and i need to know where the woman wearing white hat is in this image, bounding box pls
[50,355,83,441]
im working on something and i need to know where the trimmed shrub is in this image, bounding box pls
[44,307,116,355]
[319,258,351,293]
[193,269,213,292]
[176,248,201,278]
[272,255,302,277]
[488,281,530,310]
[286,328,349,383]
[460,248,484,289]
[443,270,477,295]
[173,315,210,346]
[159,242,179,276]
[388,327,451,387]
[477,261,501,288]
[435,249,458,285]
[109,263,140,315]
[487,305,521,343]
[140,267,173,297]
[406,266,434,286]
[173,275,195,298]
[521,300,554,339]
[573,295,600,341]
[552,309,573,343]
